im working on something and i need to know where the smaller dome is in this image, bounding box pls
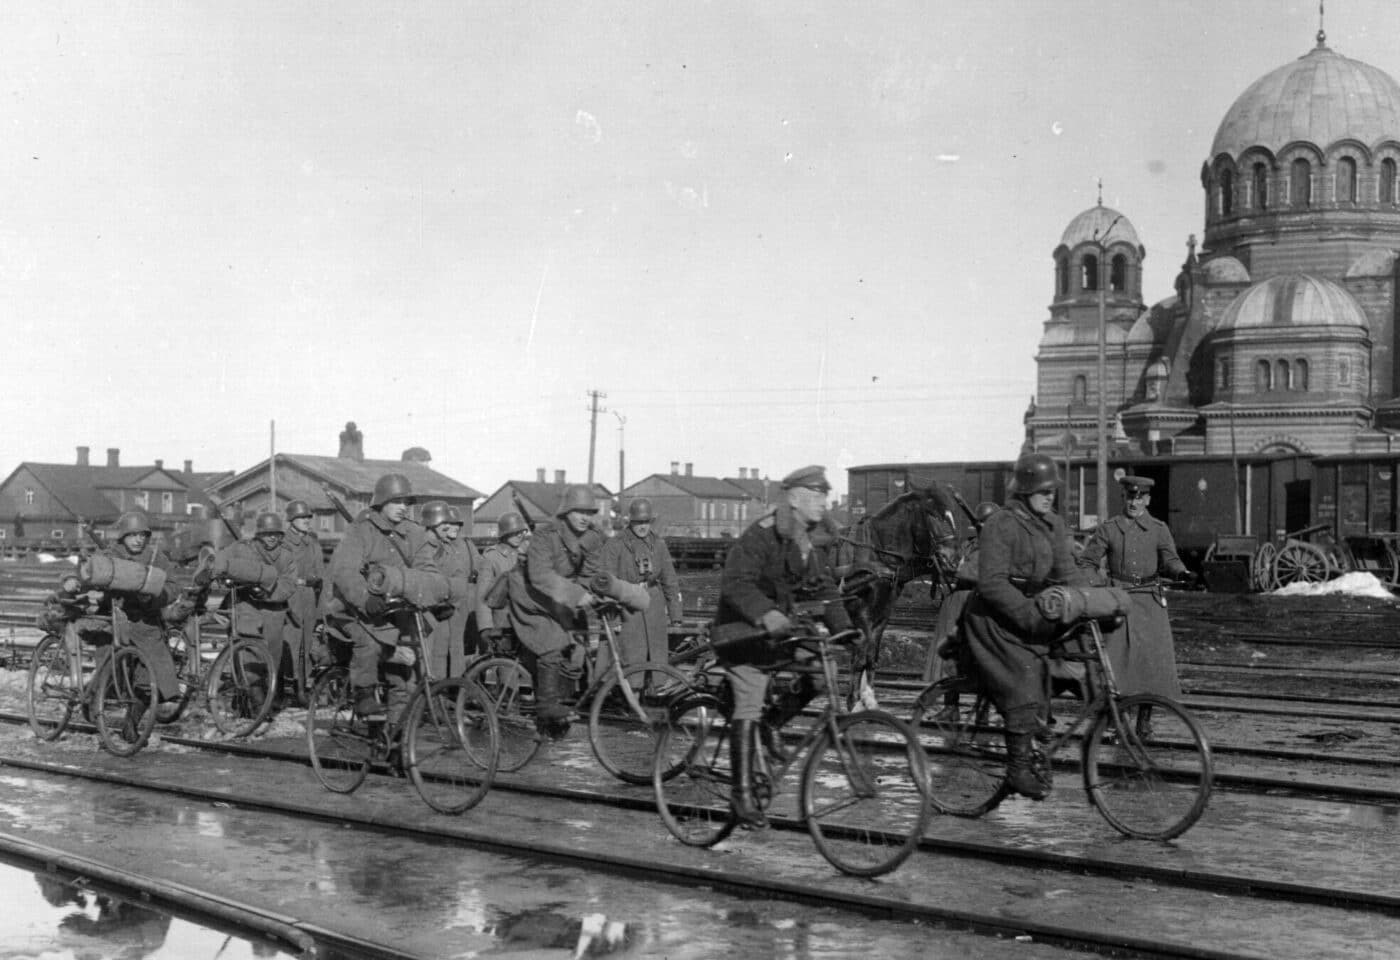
[1202,256,1250,283]
[1216,274,1368,331]
[1059,204,1141,250]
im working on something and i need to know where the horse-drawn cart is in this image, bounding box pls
[1204,523,1399,592]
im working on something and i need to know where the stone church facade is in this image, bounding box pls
[1027,32,1400,463]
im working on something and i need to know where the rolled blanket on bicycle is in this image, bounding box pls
[589,572,651,612]
[1034,584,1131,624]
[78,554,168,599]
[212,553,280,592]
[364,563,453,608]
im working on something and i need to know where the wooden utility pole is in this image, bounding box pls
[586,389,607,485]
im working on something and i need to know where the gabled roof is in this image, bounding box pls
[211,454,485,503]
[12,463,194,520]
[646,473,751,499]
[723,476,776,501]
[488,480,613,520]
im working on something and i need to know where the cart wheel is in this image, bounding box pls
[1385,541,1400,588]
[1252,542,1277,591]
[1273,540,1330,586]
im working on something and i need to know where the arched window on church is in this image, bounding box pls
[1217,359,1231,392]
[1337,157,1357,204]
[1072,375,1088,405]
[1291,158,1312,207]
[1339,356,1352,387]
[1295,358,1309,391]
[1055,254,1069,297]
[1382,159,1397,205]
[1276,358,1291,390]
[1255,359,1272,392]
[1220,168,1234,215]
[1253,163,1269,210]
[1081,254,1099,292]
[1109,254,1127,292]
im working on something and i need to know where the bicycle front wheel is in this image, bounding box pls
[305,666,372,793]
[94,646,158,757]
[589,661,691,784]
[462,656,542,772]
[207,639,277,737]
[406,678,499,814]
[27,633,81,740]
[801,710,931,878]
[909,678,1009,817]
[1084,694,1213,841]
[653,694,737,847]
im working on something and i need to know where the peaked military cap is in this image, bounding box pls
[1119,475,1154,494]
[781,465,831,492]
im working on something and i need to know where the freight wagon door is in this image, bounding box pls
[1285,480,1311,533]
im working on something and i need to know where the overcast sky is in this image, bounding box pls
[2,1,1393,499]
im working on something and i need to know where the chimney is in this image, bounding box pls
[155,459,164,470]
[751,467,759,480]
[106,448,120,467]
[537,468,546,483]
[76,446,90,466]
[670,461,679,475]
[184,460,193,474]
[554,470,566,484]
[685,462,693,476]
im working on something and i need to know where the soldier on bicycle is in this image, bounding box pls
[506,485,606,740]
[713,465,851,829]
[216,511,298,705]
[282,499,326,676]
[325,473,438,722]
[417,500,480,679]
[962,452,1091,801]
[474,511,528,654]
[595,497,683,674]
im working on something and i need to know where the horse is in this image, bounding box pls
[832,483,963,709]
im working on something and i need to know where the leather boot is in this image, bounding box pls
[352,686,385,719]
[730,719,768,829]
[1004,731,1052,800]
[534,662,571,740]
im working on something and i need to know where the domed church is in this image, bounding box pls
[1028,27,1400,461]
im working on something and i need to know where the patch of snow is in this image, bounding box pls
[1269,571,1397,600]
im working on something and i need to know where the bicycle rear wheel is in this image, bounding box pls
[27,633,82,740]
[462,656,542,772]
[207,639,277,737]
[156,628,194,724]
[305,666,372,793]
[406,678,499,814]
[93,646,158,757]
[1084,694,1213,841]
[589,661,691,784]
[653,694,737,847]
[801,710,931,878]
[909,678,1009,816]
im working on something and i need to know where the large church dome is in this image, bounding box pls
[1215,273,1368,331]
[1211,41,1400,158]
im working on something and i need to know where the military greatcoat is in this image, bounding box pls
[1076,513,1187,697]
[962,498,1090,729]
[474,541,521,631]
[596,526,683,670]
[102,540,182,700]
[507,520,605,657]
[419,532,480,678]
[282,525,325,671]
[325,511,435,646]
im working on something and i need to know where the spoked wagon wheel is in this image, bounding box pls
[1273,540,1331,587]
[1251,542,1277,591]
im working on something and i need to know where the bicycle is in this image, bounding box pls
[462,597,692,783]
[305,599,500,814]
[651,619,932,878]
[27,593,161,757]
[156,580,280,737]
[910,583,1214,841]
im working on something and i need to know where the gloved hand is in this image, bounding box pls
[575,592,599,613]
[759,609,793,638]
[192,565,214,591]
[363,593,388,618]
[1175,570,1200,588]
[59,575,82,596]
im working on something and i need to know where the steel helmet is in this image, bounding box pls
[974,501,1000,525]
[497,512,528,538]
[285,500,313,521]
[420,500,462,529]
[255,512,285,535]
[627,498,654,524]
[555,485,598,516]
[371,473,414,508]
[113,510,152,537]
[1011,453,1060,495]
